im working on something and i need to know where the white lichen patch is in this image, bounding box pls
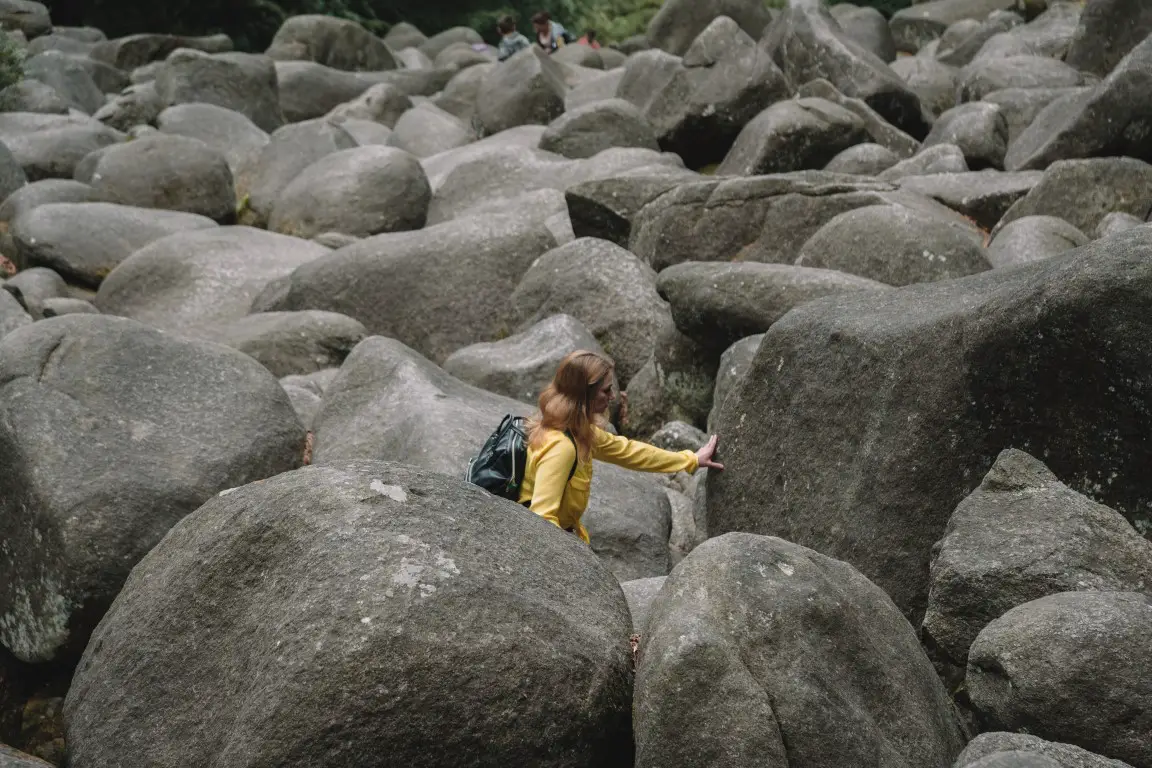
[0,574,72,663]
[370,480,407,502]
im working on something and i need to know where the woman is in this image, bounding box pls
[531,11,568,53]
[518,350,723,542]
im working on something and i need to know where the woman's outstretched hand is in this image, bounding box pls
[696,435,724,471]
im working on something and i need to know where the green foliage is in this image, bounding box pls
[0,31,24,91]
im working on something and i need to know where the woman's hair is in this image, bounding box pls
[531,11,550,25]
[497,15,517,33]
[527,349,615,462]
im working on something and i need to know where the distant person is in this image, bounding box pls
[532,11,570,53]
[496,15,531,61]
[577,29,600,49]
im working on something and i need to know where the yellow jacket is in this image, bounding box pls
[518,426,699,543]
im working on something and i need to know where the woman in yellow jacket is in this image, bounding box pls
[518,350,724,542]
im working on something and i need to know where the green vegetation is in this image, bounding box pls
[42,0,913,51]
[0,30,24,90]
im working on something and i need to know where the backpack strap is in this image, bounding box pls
[563,430,578,482]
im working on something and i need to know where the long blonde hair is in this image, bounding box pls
[527,350,615,463]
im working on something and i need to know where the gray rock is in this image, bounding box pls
[1064,0,1152,78]
[1005,34,1152,172]
[511,237,671,385]
[476,47,566,135]
[649,421,707,453]
[153,49,284,133]
[0,113,123,181]
[620,19,792,170]
[977,2,1081,61]
[890,56,959,117]
[62,460,632,768]
[935,10,1022,67]
[208,310,365,377]
[565,172,693,246]
[95,226,327,338]
[763,4,928,138]
[0,79,70,114]
[420,125,544,189]
[0,179,99,227]
[155,103,269,199]
[0,314,303,665]
[11,202,217,288]
[832,4,897,63]
[0,140,25,206]
[0,287,30,339]
[620,325,716,437]
[707,226,1152,621]
[986,215,1089,268]
[822,142,900,175]
[261,212,556,364]
[274,61,373,124]
[564,68,625,112]
[336,118,392,147]
[326,82,412,128]
[311,336,674,580]
[0,744,54,767]
[93,82,163,132]
[1,265,66,319]
[434,41,494,72]
[383,22,427,51]
[443,314,604,403]
[51,27,105,43]
[432,63,493,120]
[957,733,1136,768]
[40,297,97,317]
[796,203,989,286]
[244,118,357,227]
[268,146,429,240]
[646,0,772,57]
[879,143,969,181]
[657,261,889,353]
[0,0,48,39]
[924,449,1152,673]
[967,754,1062,768]
[956,55,1087,104]
[540,99,659,160]
[889,0,1018,53]
[418,27,483,61]
[896,169,1042,229]
[265,14,395,72]
[26,32,96,57]
[356,68,458,100]
[278,367,338,430]
[621,576,666,634]
[387,102,474,159]
[968,591,1152,768]
[708,334,761,432]
[22,51,105,114]
[90,33,233,71]
[994,157,1152,238]
[634,533,967,768]
[85,134,235,222]
[796,79,921,159]
[718,97,868,176]
[920,101,1008,170]
[1096,212,1145,239]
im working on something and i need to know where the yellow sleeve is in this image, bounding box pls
[592,427,699,474]
[529,435,578,531]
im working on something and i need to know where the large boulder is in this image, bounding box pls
[634,533,967,768]
[383,21,426,51]
[0,140,25,206]
[11,202,217,288]
[268,146,429,239]
[207,310,365,378]
[95,226,328,338]
[983,86,1089,143]
[260,213,556,364]
[1064,0,1152,78]
[153,49,284,133]
[0,114,122,182]
[656,261,889,354]
[646,0,772,56]
[0,179,99,230]
[824,142,900,175]
[92,83,163,132]
[957,733,1136,768]
[920,101,1008,170]
[956,55,1087,104]
[0,287,30,340]
[273,61,373,124]
[986,215,1089,269]
[443,314,604,404]
[84,134,235,222]
[475,47,566,136]
[795,78,921,159]
[717,97,868,176]
[539,99,659,160]
[386,102,473,159]
[1,266,67,321]
[924,449,1152,676]
[994,157,1152,238]
[707,226,1152,622]
[967,591,1152,768]
[0,314,303,665]
[796,203,990,286]
[0,745,53,767]
[418,27,483,61]
[244,118,357,227]
[896,169,1042,230]
[510,237,671,385]
[623,16,793,170]
[889,0,1018,53]
[1005,34,1152,172]
[265,14,396,71]
[762,4,928,139]
[890,56,959,117]
[155,103,269,198]
[0,79,70,115]
[832,4,897,63]
[21,51,104,115]
[326,82,411,128]
[90,33,233,71]
[63,460,633,768]
[879,143,969,181]
[0,0,49,39]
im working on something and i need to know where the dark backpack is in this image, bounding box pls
[466,415,576,501]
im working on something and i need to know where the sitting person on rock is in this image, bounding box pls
[519,350,723,542]
[531,11,570,53]
[496,15,531,61]
[577,29,600,49]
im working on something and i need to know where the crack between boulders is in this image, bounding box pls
[37,336,66,385]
